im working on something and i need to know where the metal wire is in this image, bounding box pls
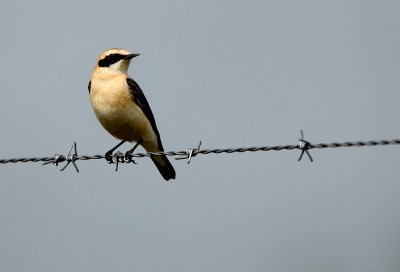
[310,140,400,149]
[0,136,399,172]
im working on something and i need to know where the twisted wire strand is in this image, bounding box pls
[0,157,55,164]
[310,139,400,149]
[0,139,399,165]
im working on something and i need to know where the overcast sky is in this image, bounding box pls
[0,0,400,271]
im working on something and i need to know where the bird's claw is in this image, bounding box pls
[105,151,114,164]
[124,151,134,163]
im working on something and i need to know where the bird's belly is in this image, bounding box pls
[92,96,152,142]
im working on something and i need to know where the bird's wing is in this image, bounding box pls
[88,80,91,94]
[126,77,163,150]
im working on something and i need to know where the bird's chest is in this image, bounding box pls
[90,79,131,118]
[89,78,147,141]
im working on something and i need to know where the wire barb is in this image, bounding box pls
[42,154,65,166]
[60,142,79,172]
[298,130,313,162]
[175,141,202,163]
[112,151,137,171]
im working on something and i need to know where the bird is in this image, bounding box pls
[88,48,176,181]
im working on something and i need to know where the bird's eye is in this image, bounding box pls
[98,54,124,67]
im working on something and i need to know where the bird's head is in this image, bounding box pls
[96,48,140,74]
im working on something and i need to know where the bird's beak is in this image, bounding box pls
[125,53,140,60]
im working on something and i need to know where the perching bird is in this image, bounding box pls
[88,48,176,180]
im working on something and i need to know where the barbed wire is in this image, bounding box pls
[0,131,399,172]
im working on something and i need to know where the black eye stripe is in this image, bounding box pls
[98,53,126,67]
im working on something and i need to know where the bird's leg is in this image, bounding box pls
[125,138,143,160]
[105,140,126,163]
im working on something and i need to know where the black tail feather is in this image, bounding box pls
[151,155,176,181]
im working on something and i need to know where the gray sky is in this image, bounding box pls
[0,0,400,271]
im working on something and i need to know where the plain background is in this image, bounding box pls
[0,0,399,271]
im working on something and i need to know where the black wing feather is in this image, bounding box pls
[88,80,91,94]
[126,78,163,150]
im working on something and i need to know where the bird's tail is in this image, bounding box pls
[151,155,176,181]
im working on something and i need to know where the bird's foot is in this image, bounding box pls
[104,140,127,164]
[124,153,137,164]
[124,150,133,162]
[124,138,143,161]
[105,150,114,164]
